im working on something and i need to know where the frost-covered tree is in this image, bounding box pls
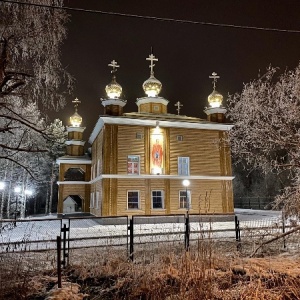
[0,0,72,174]
[227,64,300,216]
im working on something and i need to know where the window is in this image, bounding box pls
[152,190,164,209]
[136,132,144,139]
[127,191,140,209]
[96,191,99,209]
[97,159,100,176]
[153,105,159,111]
[179,190,191,209]
[64,168,85,181]
[127,155,140,175]
[177,135,183,141]
[178,157,190,176]
[90,192,94,208]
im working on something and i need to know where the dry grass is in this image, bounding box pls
[63,242,300,300]
[2,240,300,299]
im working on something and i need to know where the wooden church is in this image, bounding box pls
[56,54,234,217]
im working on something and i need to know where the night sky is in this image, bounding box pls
[60,0,300,142]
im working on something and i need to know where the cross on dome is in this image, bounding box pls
[174,101,183,115]
[108,60,120,74]
[146,53,158,76]
[70,97,82,127]
[208,72,223,108]
[72,97,81,111]
[209,72,220,90]
[106,60,122,99]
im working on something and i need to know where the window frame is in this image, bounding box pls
[127,190,140,210]
[178,157,190,176]
[96,191,99,209]
[151,190,164,209]
[90,192,94,208]
[127,155,140,175]
[179,190,191,209]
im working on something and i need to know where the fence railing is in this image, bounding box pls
[0,212,298,261]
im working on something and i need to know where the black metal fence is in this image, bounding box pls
[234,197,274,210]
[0,212,298,263]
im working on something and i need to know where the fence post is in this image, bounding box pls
[61,223,69,268]
[235,215,241,251]
[282,211,286,249]
[56,236,62,288]
[128,218,134,261]
[185,214,190,251]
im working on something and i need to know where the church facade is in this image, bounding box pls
[56,54,234,217]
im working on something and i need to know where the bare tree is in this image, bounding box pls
[227,64,300,217]
[0,0,72,175]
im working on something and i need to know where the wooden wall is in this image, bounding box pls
[95,123,234,217]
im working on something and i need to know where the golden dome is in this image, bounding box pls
[105,76,122,99]
[70,111,82,127]
[208,90,223,108]
[143,75,162,97]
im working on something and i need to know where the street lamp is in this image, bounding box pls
[182,179,190,213]
[182,179,190,251]
[0,181,5,190]
[14,186,21,193]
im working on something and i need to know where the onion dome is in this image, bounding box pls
[143,75,162,97]
[208,90,223,108]
[208,72,223,108]
[70,98,82,127]
[105,76,122,99]
[70,111,82,127]
[105,60,122,99]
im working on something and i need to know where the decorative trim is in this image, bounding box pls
[65,140,85,146]
[89,116,233,144]
[101,98,127,107]
[92,174,234,181]
[204,107,227,115]
[67,126,86,133]
[136,96,169,106]
[56,158,92,165]
[57,181,89,185]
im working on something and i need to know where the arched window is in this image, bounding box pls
[64,168,85,181]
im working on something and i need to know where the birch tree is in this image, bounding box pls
[227,64,300,216]
[0,0,72,174]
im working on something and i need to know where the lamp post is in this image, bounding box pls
[182,179,190,214]
[182,179,190,251]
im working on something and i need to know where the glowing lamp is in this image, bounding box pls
[152,166,162,175]
[14,186,21,193]
[25,190,33,196]
[182,179,190,188]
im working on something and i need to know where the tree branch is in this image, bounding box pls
[250,225,300,257]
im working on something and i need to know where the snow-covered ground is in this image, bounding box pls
[235,208,282,221]
[0,209,284,253]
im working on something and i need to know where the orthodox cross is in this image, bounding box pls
[108,60,120,74]
[146,53,158,76]
[174,101,183,115]
[209,72,220,90]
[72,97,81,111]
